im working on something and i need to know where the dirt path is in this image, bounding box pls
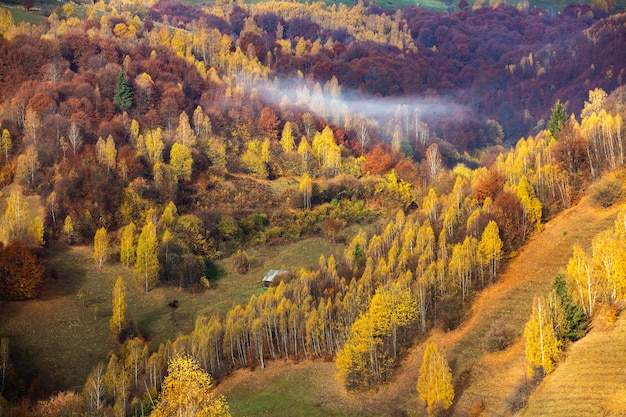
[373,197,626,416]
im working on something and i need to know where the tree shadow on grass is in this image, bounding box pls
[40,241,90,299]
[205,258,227,287]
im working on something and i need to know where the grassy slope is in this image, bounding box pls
[0,5,46,24]
[440,196,626,416]
[0,211,343,392]
[522,309,626,416]
[216,196,626,417]
[1,186,625,413]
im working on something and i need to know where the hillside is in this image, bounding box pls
[522,306,626,416]
[0,233,344,391]
[444,195,626,415]
[0,0,625,415]
[214,193,626,416]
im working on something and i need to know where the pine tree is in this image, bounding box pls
[417,342,454,416]
[113,71,134,111]
[110,277,127,335]
[548,100,568,138]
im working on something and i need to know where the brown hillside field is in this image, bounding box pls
[522,307,626,417]
[217,195,626,416]
[408,195,626,416]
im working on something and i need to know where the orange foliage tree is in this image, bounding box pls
[0,241,44,300]
[361,143,394,175]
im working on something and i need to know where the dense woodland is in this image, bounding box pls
[0,0,625,415]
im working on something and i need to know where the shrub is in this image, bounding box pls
[590,176,623,207]
[436,293,464,331]
[468,400,486,417]
[0,241,44,300]
[484,321,517,352]
[606,303,619,325]
[234,250,250,274]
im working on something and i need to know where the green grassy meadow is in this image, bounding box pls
[224,362,358,417]
[0,231,343,391]
[0,6,45,24]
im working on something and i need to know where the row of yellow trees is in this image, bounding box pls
[74,88,624,414]
[525,208,626,377]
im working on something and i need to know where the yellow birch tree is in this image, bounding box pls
[417,342,454,416]
[93,227,109,268]
[170,142,193,181]
[566,245,599,317]
[135,221,159,292]
[63,215,75,244]
[280,121,295,153]
[478,220,503,281]
[0,129,12,163]
[524,296,561,376]
[110,276,127,335]
[151,355,231,417]
[120,222,136,267]
[299,173,312,210]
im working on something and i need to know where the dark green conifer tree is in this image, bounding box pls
[548,100,567,138]
[113,71,134,111]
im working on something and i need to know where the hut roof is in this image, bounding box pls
[263,270,290,286]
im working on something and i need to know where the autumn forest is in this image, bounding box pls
[0,0,625,414]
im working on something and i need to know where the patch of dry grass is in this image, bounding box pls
[445,197,626,416]
[523,309,626,417]
[216,360,369,417]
